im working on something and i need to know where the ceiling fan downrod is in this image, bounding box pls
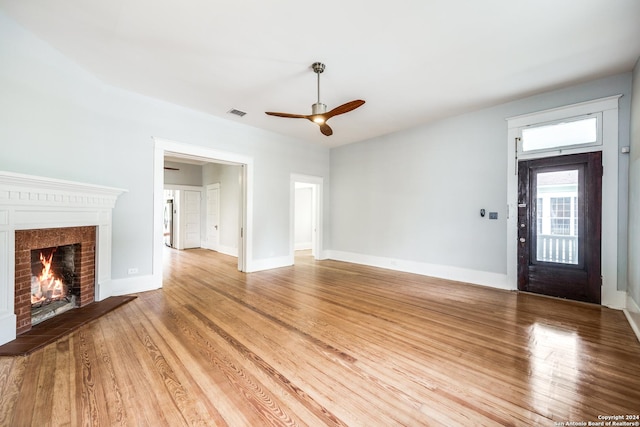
[311,62,327,115]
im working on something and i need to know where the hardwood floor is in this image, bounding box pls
[1,248,639,426]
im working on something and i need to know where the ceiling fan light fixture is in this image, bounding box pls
[311,102,327,115]
[312,116,326,124]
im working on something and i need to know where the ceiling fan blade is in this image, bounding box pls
[324,100,365,119]
[265,111,309,119]
[319,123,333,136]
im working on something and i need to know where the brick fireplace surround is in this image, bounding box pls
[14,226,96,334]
[0,172,125,346]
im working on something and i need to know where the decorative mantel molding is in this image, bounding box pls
[0,171,123,207]
[0,171,126,345]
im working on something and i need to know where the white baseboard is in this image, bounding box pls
[106,274,162,298]
[295,242,312,251]
[216,244,238,258]
[602,290,627,310]
[326,250,512,291]
[201,243,238,258]
[624,294,640,343]
[248,255,293,273]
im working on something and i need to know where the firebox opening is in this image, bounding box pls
[30,244,79,326]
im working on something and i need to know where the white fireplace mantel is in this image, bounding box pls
[0,171,126,345]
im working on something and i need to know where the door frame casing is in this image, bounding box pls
[506,95,624,308]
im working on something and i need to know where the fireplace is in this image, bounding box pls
[15,227,97,334]
[31,245,76,309]
[31,245,77,324]
[0,172,125,346]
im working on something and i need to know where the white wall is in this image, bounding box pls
[164,161,203,187]
[0,12,330,284]
[627,57,640,329]
[330,73,633,290]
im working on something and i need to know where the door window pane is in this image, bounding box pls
[536,170,579,264]
[536,198,543,234]
[550,197,571,235]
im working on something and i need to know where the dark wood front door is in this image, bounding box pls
[517,152,602,304]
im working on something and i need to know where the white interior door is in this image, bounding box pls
[205,184,220,250]
[183,190,201,249]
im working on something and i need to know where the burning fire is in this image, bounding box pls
[31,249,66,305]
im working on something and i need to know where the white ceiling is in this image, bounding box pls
[1,0,639,147]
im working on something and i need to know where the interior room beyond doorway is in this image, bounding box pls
[164,156,243,256]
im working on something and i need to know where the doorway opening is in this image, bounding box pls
[506,95,623,308]
[153,138,253,286]
[291,174,323,262]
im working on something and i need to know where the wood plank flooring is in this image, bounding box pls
[1,248,639,426]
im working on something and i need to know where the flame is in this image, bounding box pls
[31,249,66,305]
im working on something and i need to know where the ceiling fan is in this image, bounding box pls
[265,62,365,136]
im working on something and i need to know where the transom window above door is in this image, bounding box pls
[518,114,601,155]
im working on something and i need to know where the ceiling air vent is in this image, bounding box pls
[227,108,247,117]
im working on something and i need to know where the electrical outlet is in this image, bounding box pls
[127,267,138,275]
